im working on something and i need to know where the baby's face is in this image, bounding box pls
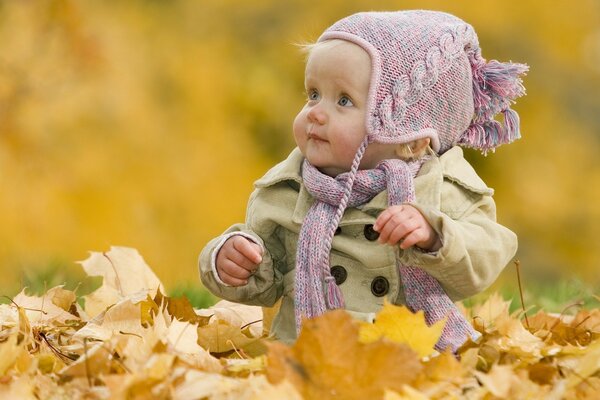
[294,40,396,177]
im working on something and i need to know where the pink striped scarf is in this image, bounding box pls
[295,157,478,352]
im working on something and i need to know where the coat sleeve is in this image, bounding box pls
[400,181,517,302]
[198,190,286,307]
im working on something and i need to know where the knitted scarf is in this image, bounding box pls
[295,156,478,352]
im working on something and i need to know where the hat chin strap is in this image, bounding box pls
[323,135,370,309]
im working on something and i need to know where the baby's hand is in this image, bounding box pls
[215,236,263,286]
[373,205,441,251]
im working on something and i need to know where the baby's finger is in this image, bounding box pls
[233,237,263,265]
[219,259,253,280]
[399,228,427,250]
[386,223,412,246]
[218,269,248,287]
[227,248,260,272]
[373,205,403,232]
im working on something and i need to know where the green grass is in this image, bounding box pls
[5,263,598,314]
[464,276,600,315]
[1,261,218,310]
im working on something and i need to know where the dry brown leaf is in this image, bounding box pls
[0,333,21,375]
[197,320,258,354]
[469,292,511,329]
[267,310,422,400]
[0,375,37,400]
[79,246,164,318]
[13,288,79,324]
[74,298,147,342]
[172,370,301,400]
[196,300,263,338]
[494,312,545,360]
[5,245,600,400]
[412,350,467,397]
[473,364,517,398]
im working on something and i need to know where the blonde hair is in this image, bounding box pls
[395,141,435,161]
[297,39,354,59]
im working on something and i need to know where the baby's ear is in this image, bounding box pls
[394,138,431,160]
[410,138,431,156]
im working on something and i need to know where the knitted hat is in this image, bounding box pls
[318,10,528,154]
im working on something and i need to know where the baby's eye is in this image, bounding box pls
[307,90,319,101]
[338,95,354,107]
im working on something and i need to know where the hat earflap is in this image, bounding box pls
[459,48,529,154]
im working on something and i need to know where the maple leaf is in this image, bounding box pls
[473,364,517,398]
[197,320,258,354]
[172,370,302,400]
[565,339,600,389]
[13,287,79,325]
[0,333,22,375]
[267,310,422,400]
[79,246,164,318]
[359,300,445,358]
[412,351,467,397]
[73,298,148,342]
[195,300,264,338]
[469,292,511,331]
[493,312,545,360]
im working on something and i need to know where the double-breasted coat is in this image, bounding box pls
[199,146,517,343]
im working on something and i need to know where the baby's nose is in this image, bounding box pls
[307,103,327,124]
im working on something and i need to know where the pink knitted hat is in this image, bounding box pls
[318,10,528,154]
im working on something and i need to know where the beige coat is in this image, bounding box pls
[199,147,517,343]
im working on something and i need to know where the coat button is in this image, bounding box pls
[330,265,347,285]
[371,276,389,297]
[334,227,342,236]
[364,224,379,241]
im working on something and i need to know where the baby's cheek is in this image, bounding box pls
[292,114,307,149]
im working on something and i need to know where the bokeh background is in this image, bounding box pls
[1,0,599,309]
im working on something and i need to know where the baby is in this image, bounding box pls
[199,10,527,352]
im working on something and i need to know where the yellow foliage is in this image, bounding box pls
[0,0,598,293]
[359,300,446,358]
[1,247,600,398]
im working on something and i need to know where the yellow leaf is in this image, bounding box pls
[567,340,600,388]
[13,288,79,325]
[469,292,511,329]
[79,246,164,318]
[359,300,445,358]
[473,364,518,398]
[197,320,257,354]
[385,386,429,400]
[0,333,21,375]
[195,300,264,338]
[267,310,421,400]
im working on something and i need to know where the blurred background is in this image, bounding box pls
[1,0,599,310]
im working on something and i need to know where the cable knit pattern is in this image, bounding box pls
[319,10,528,154]
[296,156,479,352]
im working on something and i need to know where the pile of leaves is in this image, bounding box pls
[1,247,599,399]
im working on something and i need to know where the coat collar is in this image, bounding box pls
[254,147,491,225]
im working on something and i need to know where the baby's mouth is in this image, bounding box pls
[308,132,327,142]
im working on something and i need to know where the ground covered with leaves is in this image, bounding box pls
[1,247,599,399]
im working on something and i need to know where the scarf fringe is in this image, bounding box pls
[462,49,528,153]
[325,276,345,309]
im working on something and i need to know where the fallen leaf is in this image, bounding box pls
[197,320,258,354]
[13,288,78,324]
[79,246,164,318]
[267,310,422,400]
[469,292,511,330]
[473,364,516,398]
[359,300,445,358]
[0,333,21,375]
[196,300,263,338]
